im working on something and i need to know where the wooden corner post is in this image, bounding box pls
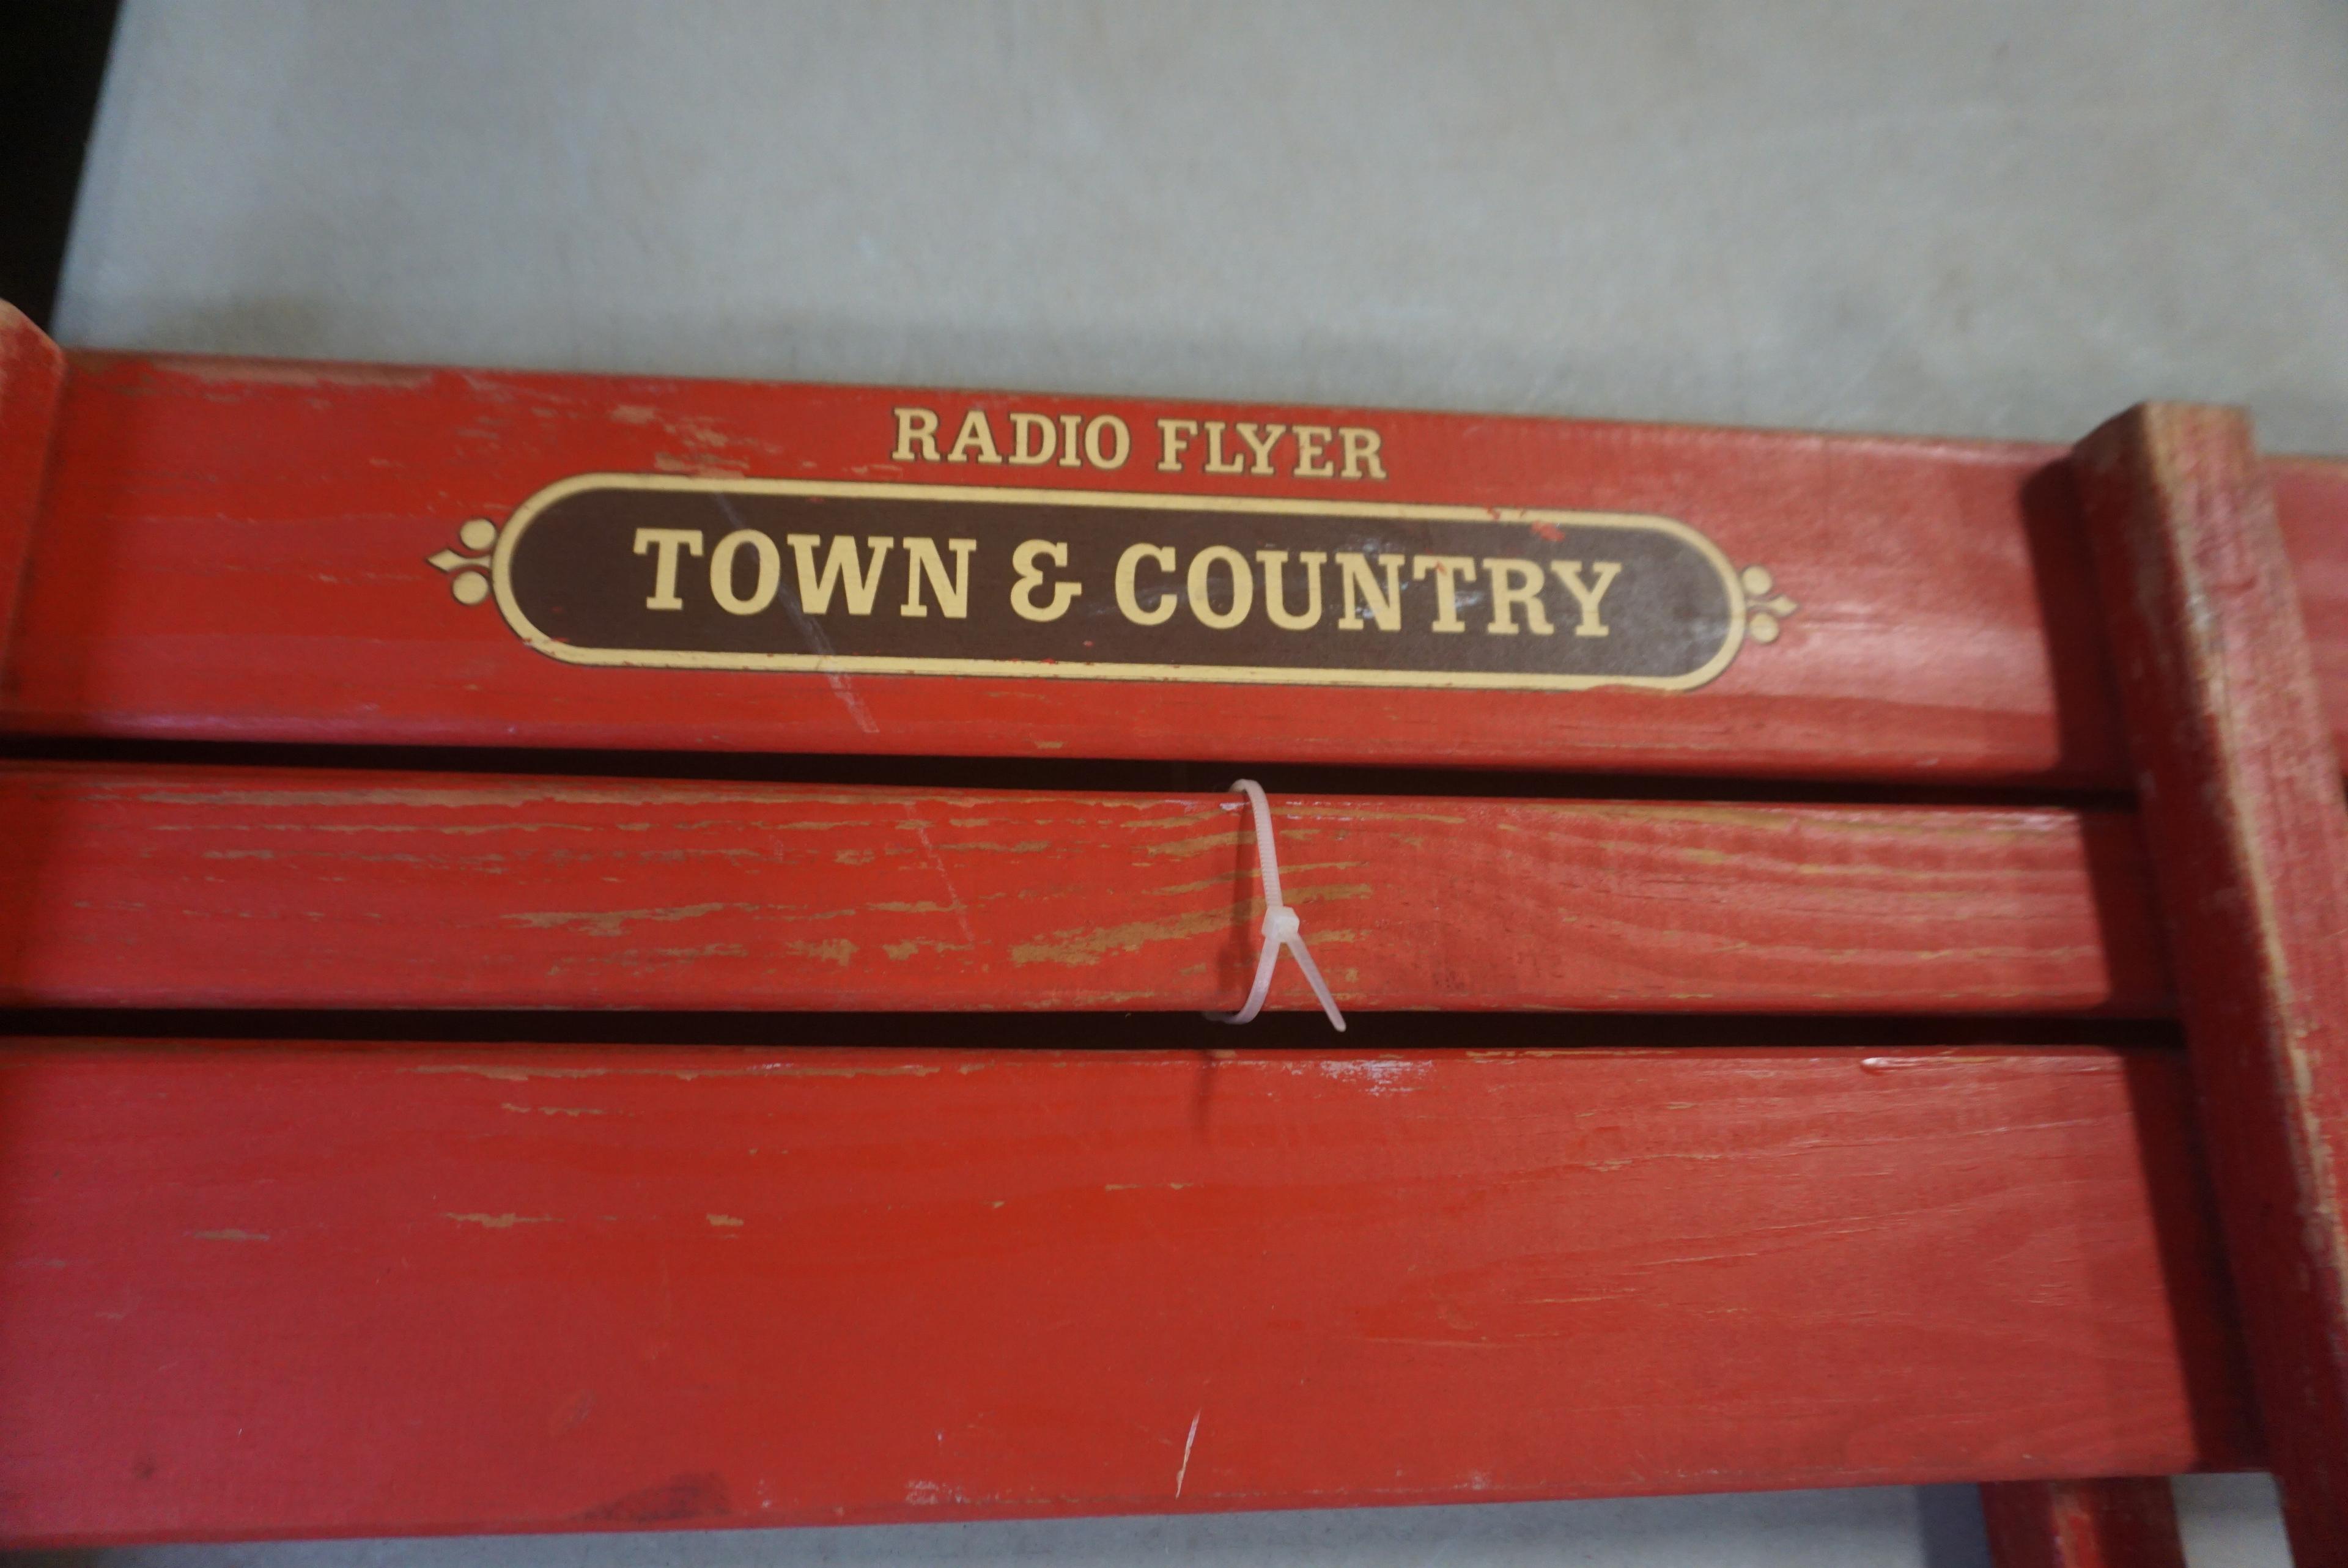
[1981,1478,2185,1568]
[2075,403,2348,1563]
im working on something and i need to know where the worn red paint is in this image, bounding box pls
[0,1043,2254,1546]
[0,763,2166,1014]
[1,307,2346,779]
[0,311,2330,1553]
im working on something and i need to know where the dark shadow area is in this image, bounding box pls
[0,2,121,327]
[2118,1046,2268,1472]
[2015,459,2130,786]
[0,1007,2183,1051]
[0,732,2134,812]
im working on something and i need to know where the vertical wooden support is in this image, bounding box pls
[2075,403,2348,1564]
[0,303,66,657]
[1981,1479,2187,1568]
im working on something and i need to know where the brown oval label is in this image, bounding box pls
[434,476,1793,691]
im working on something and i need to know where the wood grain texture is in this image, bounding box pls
[2275,455,2348,753]
[2075,403,2348,1564]
[1980,1479,2186,1568]
[0,305,65,659]
[0,1042,2255,1545]
[0,763,2168,1014]
[2,345,2344,780]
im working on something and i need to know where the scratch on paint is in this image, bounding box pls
[188,1229,269,1242]
[1175,1410,1202,1498]
[714,491,879,734]
[904,819,980,945]
[706,1214,745,1228]
[785,937,858,967]
[446,1212,557,1229]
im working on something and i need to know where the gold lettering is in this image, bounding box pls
[1084,414,1131,470]
[1236,422,1287,475]
[1482,558,1553,635]
[1337,552,1404,631]
[633,528,705,610]
[945,409,1003,465]
[1010,539,1083,622]
[709,529,781,616]
[1007,413,1057,466]
[1115,543,1178,625]
[1155,418,1197,473]
[1257,550,1327,631]
[1057,413,1084,469]
[901,537,977,618]
[784,534,896,615]
[1187,545,1254,630]
[1292,425,1336,478]
[890,407,940,463]
[1153,418,1196,473]
[1551,561,1623,636]
[1339,427,1386,480]
[1411,554,1477,632]
[1202,421,1245,475]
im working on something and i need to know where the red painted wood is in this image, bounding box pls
[0,1042,2254,1545]
[2075,404,2348,1564]
[0,764,2168,1014]
[4,342,2346,779]
[0,304,65,657]
[1980,1479,2186,1568]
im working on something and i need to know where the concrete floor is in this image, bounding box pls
[29,1,2348,1563]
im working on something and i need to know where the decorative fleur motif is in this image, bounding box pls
[1740,565,1799,645]
[429,518,500,605]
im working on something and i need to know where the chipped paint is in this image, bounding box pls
[506,902,738,937]
[1317,1058,1431,1095]
[415,1061,941,1083]
[166,357,437,390]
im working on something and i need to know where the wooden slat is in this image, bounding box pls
[0,763,2167,1014]
[3,339,2345,781]
[0,1042,2255,1545]
[1980,1479,2186,1568]
[2075,403,2348,1564]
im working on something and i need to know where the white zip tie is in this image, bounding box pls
[1206,779,1346,1032]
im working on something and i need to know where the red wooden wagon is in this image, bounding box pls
[3,298,2346,1564]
